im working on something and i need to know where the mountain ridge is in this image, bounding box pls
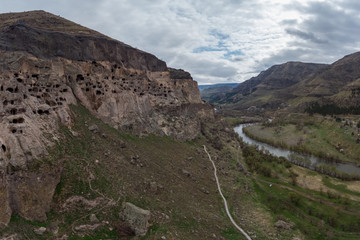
[213,52,360,112]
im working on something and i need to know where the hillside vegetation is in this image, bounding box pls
[210,53,360,113]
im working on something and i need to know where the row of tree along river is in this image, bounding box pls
[234,123,360,179]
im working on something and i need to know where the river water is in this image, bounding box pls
[234,123,360,176]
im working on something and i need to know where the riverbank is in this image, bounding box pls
[235,123,360,180]
[242,116,360,165]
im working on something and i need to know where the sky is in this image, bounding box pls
[1,0,360,84]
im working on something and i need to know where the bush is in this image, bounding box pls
[288,192,301,206]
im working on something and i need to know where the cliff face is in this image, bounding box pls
[0,11,214,225]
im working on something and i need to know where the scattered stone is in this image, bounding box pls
[56,234,68,240]
[274,220,294,230]
[201,188,210,194]
[90,213,99,223]
[74,223,102,232]
[119,202,151,236]
[119,140,126,148]
[70,130,79,137]
[181,169,191,177]
[101,133,107,138]
[0,234,19,240]
[187,157,193,161]
[150,182,158,192]
[161,236,166,240]
[62,196,105,211]
[95,159,99,164]
[34,227,47,235]
[49,224,59,235]
[104,150,111,157]
[88,124,99,133]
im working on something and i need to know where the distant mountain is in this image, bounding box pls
[212,52,360,112]
[199,83,239,102]
[198,83,239,91]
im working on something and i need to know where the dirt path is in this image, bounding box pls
[203,145,252,240]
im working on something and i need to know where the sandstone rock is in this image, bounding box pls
[119,202,150,236]
[149,182,158,192]
[62,196,105,211]
[34,227,47,235]
[274,220,294,230]
[182,169,191,177]
[88,124,99,133]
[74,223,102,232]
[0,234,18,240]
[89,214,99,223]
[7,165,62,222]
[0,10,214,225]
[119,140,126,148]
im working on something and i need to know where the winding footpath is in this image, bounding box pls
[203,145,252,240]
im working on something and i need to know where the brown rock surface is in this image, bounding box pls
[0,10,214,225]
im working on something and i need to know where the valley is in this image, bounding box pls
[0,9,359,240]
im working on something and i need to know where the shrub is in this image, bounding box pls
[288,192,301,205]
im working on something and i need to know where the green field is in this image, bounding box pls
[243,114,360,164]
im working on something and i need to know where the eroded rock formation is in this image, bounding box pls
[0,11,214,225]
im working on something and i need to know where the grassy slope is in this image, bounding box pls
[242,145,360,240]
[1,106,358,239]
[0,105,293,240]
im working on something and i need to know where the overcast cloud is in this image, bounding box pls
[1,0,360,84]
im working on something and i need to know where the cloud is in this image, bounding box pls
[1,0,360,84]
[285,28,327,44]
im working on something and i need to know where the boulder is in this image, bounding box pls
[274,220,294,230]
[119,202,150,236]
[34,227,47,235]
[88,124,99,133]
[89,214,99,223]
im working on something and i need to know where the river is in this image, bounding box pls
[234,123,360,176]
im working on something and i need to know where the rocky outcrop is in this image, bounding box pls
[119,202,151,236]
[0,11,214,226]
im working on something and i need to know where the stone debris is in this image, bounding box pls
[274,220,295,230]
[201,188,210,194]
[34,227,47,235]
[62,196,106,211]
[104,150,111,157]
[90,213,99,223]
[130,155,143,167]
[119,202,151,236]
[119,140,126,148]
[74,223,103,232]
[88,124,99,133]
[0,234,19,240]
[182,169,191,177]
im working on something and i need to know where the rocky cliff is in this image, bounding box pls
[0,11,214,226]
